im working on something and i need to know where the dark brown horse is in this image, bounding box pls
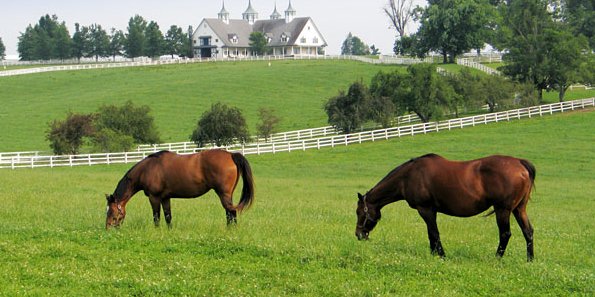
[106,149,254,229]
[355,154,536,261]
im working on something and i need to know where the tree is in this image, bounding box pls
[17,14,72,61]
[185,26,195,58]
[562,0,594,50]
[370,45,381,55]
[108,28,125,61]
[190,103,250,147]
[249,32,269,56]
[413,0,497,63]
[0,37,5,60]
[404,63,455,122]
[145,21,164,59]
[165,25,185,58]
[370,70,408,119]
[341,33,370,55]
[95,100,161,144]
[125,15,147,59]
[542,27,590,101]
[384,0,414,38]
[88,24,110,61]
[72,23,91,62]
[256,107,281,142]
[498,0,555,102]
[324,81,370,133]
[46,112,95,155]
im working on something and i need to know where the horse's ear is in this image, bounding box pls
[105,194,112,202]
[358,193,364,201]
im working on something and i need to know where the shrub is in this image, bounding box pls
[95,100,161,144]
[190,102,250,147]
[91,128,135,153]
[256,107,281,142]
[324,81,370,134]
[46,112,95,155]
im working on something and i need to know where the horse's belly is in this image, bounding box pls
[437,199,491,217]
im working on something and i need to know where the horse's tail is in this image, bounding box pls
[231,152,255,212]
[520,158,537,197]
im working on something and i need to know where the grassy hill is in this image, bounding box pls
[0,60,409,152]
[0,110,592,295]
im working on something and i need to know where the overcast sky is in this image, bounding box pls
[0,0,426,59]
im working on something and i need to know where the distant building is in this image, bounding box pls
[192,1,327,58]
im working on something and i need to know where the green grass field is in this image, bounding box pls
[2,60,593,153]
[0,110,593,296]
[0,60,407,152]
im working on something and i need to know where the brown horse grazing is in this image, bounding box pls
[106,149,254,229]
[355,154,536,261]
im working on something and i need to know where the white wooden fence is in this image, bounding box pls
[0,55,440,77]
[1,98,592,169]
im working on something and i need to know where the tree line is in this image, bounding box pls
[17,14,194,61]
[386,0,593,102]
[324,63,535,134]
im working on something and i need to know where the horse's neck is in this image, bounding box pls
[114,174,139,204]
[368,178,403,208]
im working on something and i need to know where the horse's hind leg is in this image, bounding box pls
[495,207,512,258]
[513,205,534,261]
[162,198,173,229]
[149,195,161,227]
[417,207,445,257]
[216,191,237,225]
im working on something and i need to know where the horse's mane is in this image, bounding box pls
[367,153,438,195]
[111,151,170,202]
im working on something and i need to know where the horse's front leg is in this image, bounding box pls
[162,198,172,229]
[149,195,161,227]
[417,207,445,257]
[495,207,512,258]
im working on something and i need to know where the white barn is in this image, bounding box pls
[192,1,327,58]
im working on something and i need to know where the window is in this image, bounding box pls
[313,37,319,44]
[300,37,307,43]
[281,34,288,42]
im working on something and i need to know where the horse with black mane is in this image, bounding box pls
[106,149,254,229]
[355,154,536,261]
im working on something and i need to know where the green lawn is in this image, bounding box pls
[0,60,406,152]
[0,110,593,296]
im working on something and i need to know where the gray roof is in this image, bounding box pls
[203,17,327,48]
[204,19,253,47]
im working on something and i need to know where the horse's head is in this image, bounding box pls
[355,192,381,240]
[105,194,126,229]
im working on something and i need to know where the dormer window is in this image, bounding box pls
[281,33,289,43]
[229,34,239,44]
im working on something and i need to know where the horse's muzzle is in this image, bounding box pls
[356,231,369,241]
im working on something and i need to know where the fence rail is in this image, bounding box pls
[1,55,443,77]
[1,98,592,169]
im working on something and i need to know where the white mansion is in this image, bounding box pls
[192,1,327,58]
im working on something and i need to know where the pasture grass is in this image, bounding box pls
[0,60,406,152]
[0,110,593,296]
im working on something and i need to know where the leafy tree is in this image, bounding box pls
[256,107,281,142]
[249,32,269,56]
[404,63,455,122]
[88,24,110,61]
[72,23,91,62]
[370,45,381,56]
[384,0,414,39]
[324,81,370,133]
[46,112,95,155]
[91,128,135,153]
[95,101,161,144]
[367,95,397,128]
[542,27,590,101]
[497,0,555,102]
[0,37,5,60]
[414,0,497,63]
[341,33,370,55]
[185,25,195,58]
[125,15,147,59]
[145,21,164,59]
[165,25,186,58]
[370,70,408,116]
[190,103,250,147]
[562,0,594,50]
[108,28,125,61]
[17,14,72,61]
